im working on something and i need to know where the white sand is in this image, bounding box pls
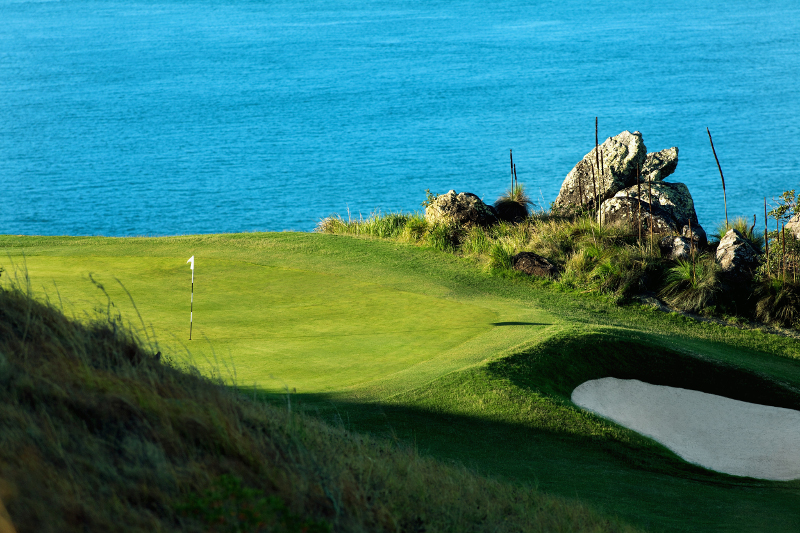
[571,378,800,480]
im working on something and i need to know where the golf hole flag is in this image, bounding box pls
[187,256,194,340]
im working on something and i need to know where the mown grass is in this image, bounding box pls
[3,233,800,531]
[0,275,642,533]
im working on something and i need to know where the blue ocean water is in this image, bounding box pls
[2,0,799,236]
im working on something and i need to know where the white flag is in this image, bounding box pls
[187,256,194,270]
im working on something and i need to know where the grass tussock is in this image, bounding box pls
[494,184,534,223]
[754,278,800,328]
[0,277,640,532]
[659,255,721,313]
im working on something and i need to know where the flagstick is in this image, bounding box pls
[187,256,195,340]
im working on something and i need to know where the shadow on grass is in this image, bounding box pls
[275,391,800,533]
[256,332,800,532]
[485,330,800,411]
[490,321,553,326]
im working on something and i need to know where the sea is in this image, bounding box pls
[2,0,799,236]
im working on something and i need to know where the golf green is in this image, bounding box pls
[7,254,496,392]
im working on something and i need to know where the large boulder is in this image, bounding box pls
[424,190,497,227]
[715,229,760,282]
[555,131,647,211]
[599,196,676,235]
[612,181,707,246]
[641,147,679,182]
[512,252,559,278]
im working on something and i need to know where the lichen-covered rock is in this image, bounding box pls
[785,213,800,240]
[424,190,497,227]
[641,147,679,182]
[512,252,559,277]
[554,131,647,211]
[615,182,695,225]
[659,235,693,261]
[613,181,706,245]
[599,196,676,235]
[715,229,760,282]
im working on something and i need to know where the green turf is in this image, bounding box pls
[3,232,800,532]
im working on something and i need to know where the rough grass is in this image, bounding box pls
[319,211,663,298]
[317,209,800,328]
[0,278,641,533]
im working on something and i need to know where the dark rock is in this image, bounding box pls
[424,190,497,227]
[494,199,529,223]
[715,229,760,283]
[641,147,679,182]
[659,235,693,261]
[554,131,647,211]
[680,224,708,249]
[512,252,559,278]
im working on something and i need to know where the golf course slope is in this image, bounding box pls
[0,252,636,532]
[2,232,800,532]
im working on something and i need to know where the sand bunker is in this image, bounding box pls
[571,378,800,480]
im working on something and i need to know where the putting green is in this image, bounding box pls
[8,255,496,393]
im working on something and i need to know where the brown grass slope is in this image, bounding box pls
[0,281,640,533]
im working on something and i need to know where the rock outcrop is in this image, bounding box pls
[554,131,647,210]
[610,181,707,246]
[554,132,707,245]
[424,190,497,227]
[512,252,559,278]
[641,147,679,182]
[715,229,760,282]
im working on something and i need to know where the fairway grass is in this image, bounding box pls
[3,232,800,531]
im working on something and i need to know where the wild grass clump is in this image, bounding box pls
[494,184,534,223]
[0,276,639,532]
[754,278,800,327]
[316,212,416,240]
[424,222,463,252]
[488,239,516,271]
[658,255,720,313]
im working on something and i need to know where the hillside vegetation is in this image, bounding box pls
[317,204,800,330]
